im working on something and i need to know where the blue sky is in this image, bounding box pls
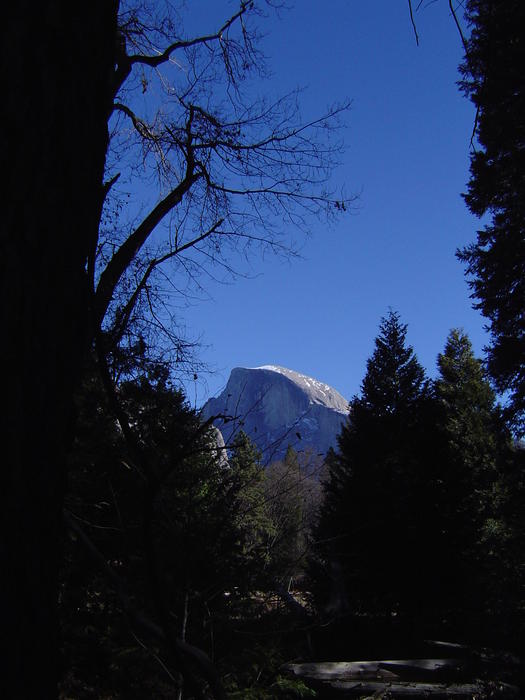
[179,1,486,405]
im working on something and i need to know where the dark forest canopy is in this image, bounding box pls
[457,0,525,435]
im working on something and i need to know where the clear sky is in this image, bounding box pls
[178,1,486,405]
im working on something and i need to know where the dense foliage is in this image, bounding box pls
[60,352,316,698]
[312,314,525,653]
[457,0,525,434]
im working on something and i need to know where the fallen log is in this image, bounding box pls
[283,659,467,682]
[378,659,467,682]
[282,660,399,681]
[282,660,520,698]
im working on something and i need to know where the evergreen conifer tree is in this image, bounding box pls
[228,431,274,580]
[432,329,514,640]
[457,0,525,433]
[315,311,432,623]
[435,329,501,490]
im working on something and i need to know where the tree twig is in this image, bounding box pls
[408,0,420,46]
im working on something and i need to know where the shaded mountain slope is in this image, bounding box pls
[201,366,349,462]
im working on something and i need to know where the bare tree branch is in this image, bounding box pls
[448,0,468,53]
[113,102,156,140]
[110,219,224,346]
[447,0,480,150]
[94,170,202,328]
[408,0,420,45]
[112,3,253,97]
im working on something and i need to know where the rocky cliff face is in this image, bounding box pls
[201,366,349,462]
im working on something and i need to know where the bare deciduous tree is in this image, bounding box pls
[96,0,353,365]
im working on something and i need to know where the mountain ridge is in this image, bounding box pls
[201,365,349,461]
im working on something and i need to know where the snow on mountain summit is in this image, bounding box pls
[252,365,348,414]
[201,365,349,460]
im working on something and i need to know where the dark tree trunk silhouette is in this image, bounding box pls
[1,3,117,697]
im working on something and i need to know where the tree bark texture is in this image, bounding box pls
[1,3,117,697]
